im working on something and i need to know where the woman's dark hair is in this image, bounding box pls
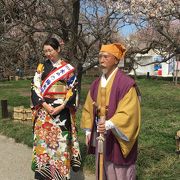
[43,37,60,50]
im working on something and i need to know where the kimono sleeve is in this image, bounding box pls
[80,91,94,130]
[65,73,78,108]
[31,64,45,108]
[110,87,141,157]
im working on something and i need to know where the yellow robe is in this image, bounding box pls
[81,71,141,158]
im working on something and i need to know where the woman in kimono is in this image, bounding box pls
[31,37,81,180]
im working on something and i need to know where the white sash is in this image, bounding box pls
[41,63,74,96]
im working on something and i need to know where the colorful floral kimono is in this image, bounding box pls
[31,59,81,180]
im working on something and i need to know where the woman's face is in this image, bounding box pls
[43,45,60,62]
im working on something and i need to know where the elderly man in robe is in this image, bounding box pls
[81,43,141,180]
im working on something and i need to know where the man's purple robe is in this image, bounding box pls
[88,69,138,166]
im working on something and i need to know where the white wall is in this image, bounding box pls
[130,52,176,77]
[131,56,155,76]
[162,62,169,76]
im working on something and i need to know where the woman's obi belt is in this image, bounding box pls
[44,84,67,99]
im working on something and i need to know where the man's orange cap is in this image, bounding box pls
[100,43,126,60]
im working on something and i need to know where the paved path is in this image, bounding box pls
[0,135,95,180]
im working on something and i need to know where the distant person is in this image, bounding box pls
[81,43,141,180]
[31,37,81,180]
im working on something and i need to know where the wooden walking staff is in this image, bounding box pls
[97,87,106,180]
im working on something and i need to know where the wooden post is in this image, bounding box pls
[147,72,150,79]
[1,100,9,118]
[175,55,180,85]
[175,72,178,85]
[15,76,19,81]
[175,130,180,155]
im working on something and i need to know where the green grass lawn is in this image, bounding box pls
[0,77,179,179]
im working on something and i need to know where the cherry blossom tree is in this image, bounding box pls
[107,0,179,64]
[0,0,179,84]
[0,0,125,93]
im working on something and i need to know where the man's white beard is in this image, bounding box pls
[102,68,108,75]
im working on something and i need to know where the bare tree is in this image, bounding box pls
[107,0,179,67]
[1,0,179,91]
[0,0,126,94]
[1,0,179,60]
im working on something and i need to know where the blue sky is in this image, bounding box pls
[121,24,137,37]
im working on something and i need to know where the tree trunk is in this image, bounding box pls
[76,63,83,105]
